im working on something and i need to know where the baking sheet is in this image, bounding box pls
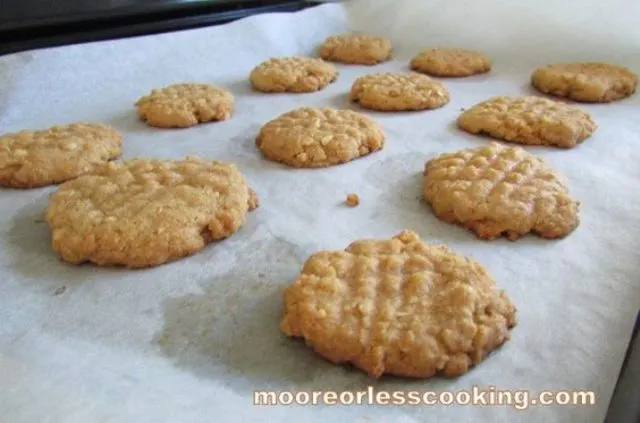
[1,1,639,422]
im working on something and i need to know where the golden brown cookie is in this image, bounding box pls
[350,72,450,111]
[45,156,258,268]
[410,48,491,77]
[135,83,234,128]
[531,62,638,103]
[0,123,122,189]
[256,107,385,168]
[281,229,517,379]
[423,143,579,240]
[249,57,338,93]
[319,34,392,65]
[456,96,596,148]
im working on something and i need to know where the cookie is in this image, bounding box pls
[410,48,491,77]
[249,57,338,93]
[256,107,385,168]
[320,34,392,65]
[135,83,234,128]
[280,229,517,379]
[45,156,258,268]
[350,72,450,111]
[423,143,579,240]
[0,123,122,189]
[457,96,596,148]
[531,62,638,103]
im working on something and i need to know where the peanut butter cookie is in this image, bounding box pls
[410,48,491,77]
[256,107,385,168]
[423,143,580,240]
[135,83,234,128]
[531,62,638,103]
[249,57,338,93]
[0,123,122,188]
[281,230,517,379]
[320,34,392,65]
[350,72,450,111]
[45,156,258,268]
[457,96,596,148]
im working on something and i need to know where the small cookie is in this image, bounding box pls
[320,34,392,65]
[135,83,234,128]
[45,156,258,268]
[423,142,580,240]
[410,48,491,77]
[531,62,638,103]
[457,96,596,148]
[0,123,122,189]
[350,72,450,111]
[256,107,385,168]
[281,229,517,379]
[249,57,338,93]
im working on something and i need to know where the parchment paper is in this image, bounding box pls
[1,1,639,422]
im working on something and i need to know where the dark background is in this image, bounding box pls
[0,0,316,54]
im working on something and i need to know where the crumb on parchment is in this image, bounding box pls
[346,193,360,207]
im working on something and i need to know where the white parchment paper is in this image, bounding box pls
[1,1,639,422]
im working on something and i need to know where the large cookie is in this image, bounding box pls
[457,96,596,148]
[531,62,638,103]
[423,143,580,240]
[135,83,234,128]
[0,123,122,188]
[320,34,392,65]
[45,157,258,268]
[350,73,450,111]
[281,230,517,379]
[249,57,338,93]
[256,107,385,168]
[410,48,491,77]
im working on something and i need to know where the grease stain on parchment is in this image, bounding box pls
[155,235,376,393]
